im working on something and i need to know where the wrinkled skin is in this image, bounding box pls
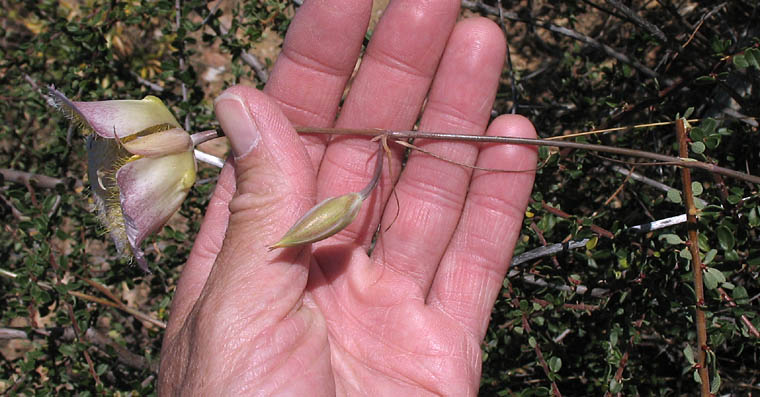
[158,0,537,395]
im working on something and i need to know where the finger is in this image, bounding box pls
[164,160,235,340]
[315,0,461,250]
[371,18,506,295]
[197,86,316,330]
[264,0,372,168]
[427,115,537,338]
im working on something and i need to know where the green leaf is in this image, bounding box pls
[59,343,77,358]
[660,233,684,245]
[733,54,749,69]
[694,369,702,384]
[667,189,682,203]
[528,336,537,348]
[745,48,760,69]
[548,356,562,373]
[706,267,726,283]
[703,267,724,290]
[716,226,735,251]
[749,208,760,227]
[727,194,742,205]
[701,118,718,134]
[690,127,704,141]
[703,249,717,265]
[732,285,749,304]
[711,372,721,393]
[704,134,721,149]
[704,270,718,290]
[690,141,705,154]
[691,181,703,196]
[684,345,695,364]
[609,378,623,393]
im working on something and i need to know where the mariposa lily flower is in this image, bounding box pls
[48,87,196,272]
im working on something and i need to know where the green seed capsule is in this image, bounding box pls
[269,192,364,249]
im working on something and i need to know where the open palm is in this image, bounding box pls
[159,0,536,395]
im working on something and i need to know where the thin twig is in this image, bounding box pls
[288,127,760,184]
[718,287,760,339]
[0,190,29,221]
[216,20,270,83]
[0,327,157,372]
[511,271,611,298]
[610,164,708,208]
[460,1,657,78]
[530,222,561,268]
[47,195,62,218]
[677,119,710,395]
[496,0,518,114]
[604,0,667,43]
[130,71,165,92]
[504,282,562,396]
[0,268,166,329]
[542,202,615,239]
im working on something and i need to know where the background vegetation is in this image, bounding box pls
[1,0,759,395]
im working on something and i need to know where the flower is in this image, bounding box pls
[48,87,196,272]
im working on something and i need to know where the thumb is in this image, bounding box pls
[206,86,316,302]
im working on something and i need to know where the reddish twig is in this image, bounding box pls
[718,287,760,339]
[541,202,615,239]
[0,190,29,221]
[530,221,561,268]
[505,284,562,396]
[676,119,710,395]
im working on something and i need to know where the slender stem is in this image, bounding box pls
[194,149,225,168]
[289,126,760,184]
[190,129,223,146]
[677,119,711,395]
[358,140,385,200]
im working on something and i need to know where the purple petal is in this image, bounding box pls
[116,151,196,270]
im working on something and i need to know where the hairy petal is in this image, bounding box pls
[48,87,180,139]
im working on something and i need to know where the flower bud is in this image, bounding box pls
[269,192,364,249]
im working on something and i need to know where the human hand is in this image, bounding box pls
[158,0,537,395]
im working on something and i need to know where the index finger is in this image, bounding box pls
[264,0,373,169]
